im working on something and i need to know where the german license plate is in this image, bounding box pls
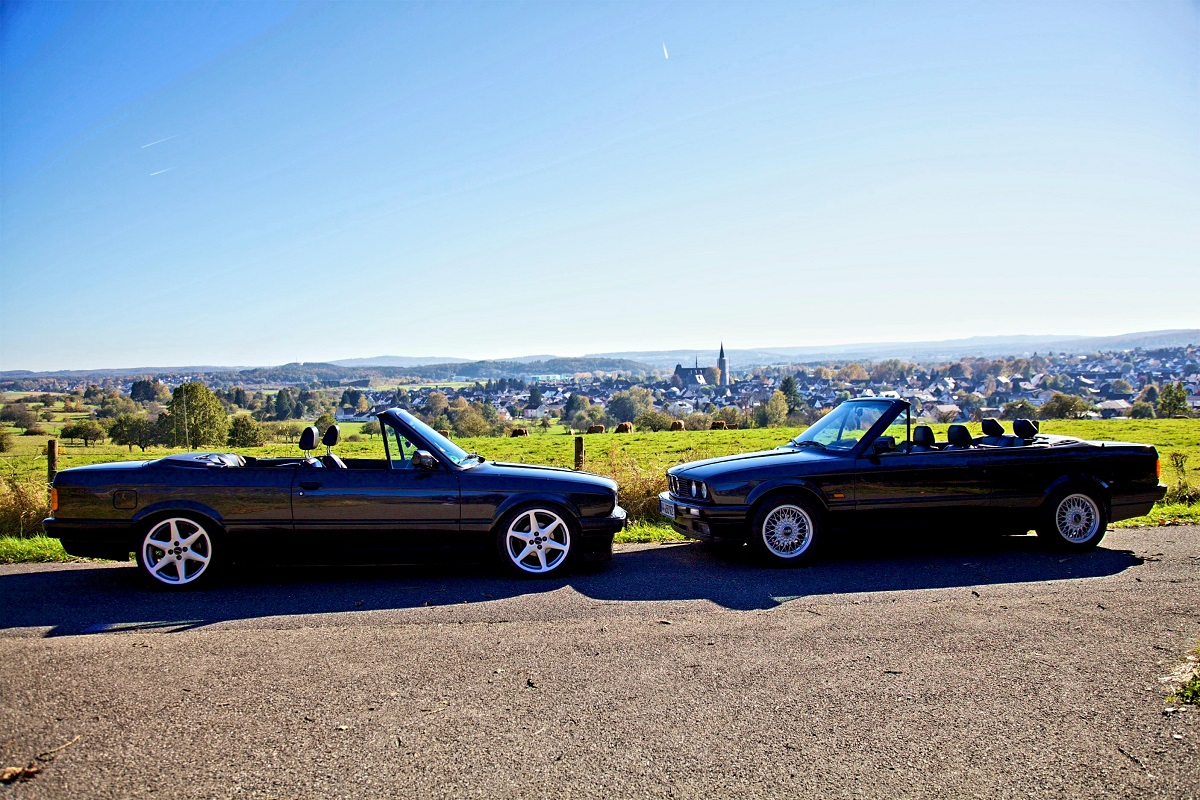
[659,497,676,519]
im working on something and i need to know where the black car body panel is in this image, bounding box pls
[660,399,1166,542]
[45,409,625,566]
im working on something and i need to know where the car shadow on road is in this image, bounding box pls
[0,533,1144,637]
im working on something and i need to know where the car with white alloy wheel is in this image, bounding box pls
[44,409,625,588]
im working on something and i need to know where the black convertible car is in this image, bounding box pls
[45,410,625,587]
[660,398,1166,565]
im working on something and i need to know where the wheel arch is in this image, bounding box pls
[1039,474,1112,516]
[745,481,828,523]
[490,493,581,533]
[131,503,226,542]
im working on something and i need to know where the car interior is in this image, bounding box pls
[883,418,1041,454]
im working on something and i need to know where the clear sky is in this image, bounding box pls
[1,1,1197,371]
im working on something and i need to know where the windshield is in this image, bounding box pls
[791,400,894,451]
[403,413,474,466]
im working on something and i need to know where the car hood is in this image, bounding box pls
[475,461,617,491]
[670,446,841,479]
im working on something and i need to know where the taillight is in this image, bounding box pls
[50,487,59,513]
[1156,458,1161,480]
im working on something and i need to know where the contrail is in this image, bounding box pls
[141,135,179,149]
[149,168,174,176]
[663,42,668,59]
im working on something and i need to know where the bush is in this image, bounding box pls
[1164,452,1198,506]
[1130,401,1156,419]
[0,476,49,538]
[634,411,673,432]
[0,432,12,452]
[21,427,47,436]
[344,433,363,442]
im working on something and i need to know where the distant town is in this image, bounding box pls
[2,342,1196,448]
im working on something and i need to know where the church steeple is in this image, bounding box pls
[719,342,725,359]
[717,342,729,387]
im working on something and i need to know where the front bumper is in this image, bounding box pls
[657,493,747,541]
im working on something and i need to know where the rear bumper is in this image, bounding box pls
[1110,484,1169,522]
[43,518,133,560]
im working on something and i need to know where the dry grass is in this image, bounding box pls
[0,475,49,538]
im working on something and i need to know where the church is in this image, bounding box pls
[673,343,731,387]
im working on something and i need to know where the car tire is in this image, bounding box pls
[134,515,219,589]
[749,495,821,567]
[496,505,576,577]
[1036,488,1107,551]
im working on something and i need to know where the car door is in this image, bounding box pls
[854,411,990,529]
[289,422,460,559]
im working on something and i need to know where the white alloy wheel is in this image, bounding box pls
[1054,493,1102,543]
[503,508,571,575]
[760,503,815,559]
[139,517,214,587]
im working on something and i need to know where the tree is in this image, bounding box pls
[1130,401,1156,419]
[273,388,296,420]
[561,393,590,424]
[454,409,491,438]
[62,419,106,446]
[360,420,381,439]
[315,413,337,434]
[1109,379,1134,395]
[606,387,654,423]
[1001,399,1038,420]
[228,416,265,447]
[1158,382,1191,418]
[424,392,448,419]
[1038,393,1093,420]
[108,414,154,451]
[703,366,721,387]
[527,384,544,407]
[760,390,788,427]
[161,383,229,448]
[634,411,674,432]
[130,379,168,403]
[779,376,802,412]
[1137,384,1159,407]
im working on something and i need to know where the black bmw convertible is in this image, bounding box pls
[45,409,626,588]
[660,398,1166,565]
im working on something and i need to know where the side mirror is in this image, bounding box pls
[872,436,896,454]
[413,450,439,471]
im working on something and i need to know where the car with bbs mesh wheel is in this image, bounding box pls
[659,398,1166,566]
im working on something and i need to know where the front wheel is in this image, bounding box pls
[749,496,821,566]
[1037,490,1107,551]
[497,506,575,577]
[135,516,217,589]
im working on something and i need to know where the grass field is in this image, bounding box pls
[2,418,1197,553]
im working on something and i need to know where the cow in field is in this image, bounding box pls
[670,420,685,431]
[615,422,633,433]
[510,428,529,437]
[711,420,727,430]
[587,424,606,434]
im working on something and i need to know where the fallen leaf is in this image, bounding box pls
[0,763,41,784]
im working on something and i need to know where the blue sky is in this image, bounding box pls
[1,1,1197,371]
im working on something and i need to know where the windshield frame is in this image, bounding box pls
[381,409,475,468]
[790,399,905,454]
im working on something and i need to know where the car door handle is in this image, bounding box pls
[299,481,322,491]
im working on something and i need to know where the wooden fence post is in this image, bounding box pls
[574,435,585,471]
[47,439,58,484]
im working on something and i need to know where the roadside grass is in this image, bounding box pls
[616,521,684,544]
[1167,646,1200,707]
[0,536,79,564]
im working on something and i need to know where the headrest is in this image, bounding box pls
[947,424,972,446]
[299,426,319,451]
[321,424,340,447]
[913,425,934,446]
[1013,418,1039,439]
[981,418,1003,436]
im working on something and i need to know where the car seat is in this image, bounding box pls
[320,425,347,469]
[1013,418,1040,441]
[910,425,935,452]
[944,424,974,450]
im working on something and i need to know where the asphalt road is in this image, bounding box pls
[1,526,1198,799]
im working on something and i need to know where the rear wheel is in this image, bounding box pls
[749,495,821,566]
[135,516,217,589]
[1037,490,1107,551]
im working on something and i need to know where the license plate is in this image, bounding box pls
[659,497,676,519]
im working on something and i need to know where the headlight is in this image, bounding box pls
[690,481,697,498]
[700,482,707,499]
